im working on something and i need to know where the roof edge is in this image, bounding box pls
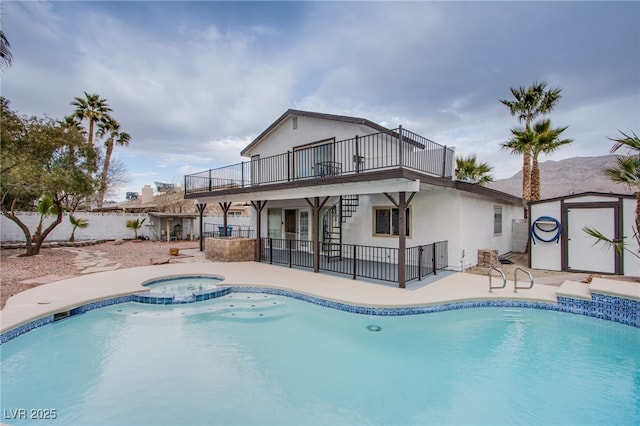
[240,109,391,157]
[528,191,637,205]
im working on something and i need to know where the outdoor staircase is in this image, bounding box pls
[321,195,359,260]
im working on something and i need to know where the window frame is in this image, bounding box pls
[493,205,503,236]
[372,206,411,237]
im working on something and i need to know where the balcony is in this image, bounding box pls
[184,127,455,196]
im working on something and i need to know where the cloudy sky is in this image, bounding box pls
[3,1,639,201]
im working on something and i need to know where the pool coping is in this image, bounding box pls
[1,262,638,343]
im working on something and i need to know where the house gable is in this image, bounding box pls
[240,109,390,158]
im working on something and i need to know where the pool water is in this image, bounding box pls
[2,293,639,425]
[144,276,220,298]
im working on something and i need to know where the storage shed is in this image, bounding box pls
[529,192,639,276]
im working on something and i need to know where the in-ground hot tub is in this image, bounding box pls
[135,275,228,304]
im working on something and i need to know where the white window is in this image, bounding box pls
[494,205,503,235]
[373,207,410,237]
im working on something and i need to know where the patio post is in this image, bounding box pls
[219,202,232,236]
[195,201,207,252]
[398,191,406,288]
[251,201,267,261]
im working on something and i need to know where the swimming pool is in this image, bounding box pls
[2,293,639,425]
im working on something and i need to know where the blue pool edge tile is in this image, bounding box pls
[2,286,638,344]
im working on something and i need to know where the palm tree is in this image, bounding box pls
[584,130,640,258]
[605,130,640,227]
[71,92,112,148]
[528,119,573,201]
[33,196,57,243]
[60,115,86,135]
[96,117,131,208]
[69,214,89,242]
[126,218,146,240]
[502,126,536,197]
[0,30,12,70]
[455,154,494,185]
[500,81,562,201]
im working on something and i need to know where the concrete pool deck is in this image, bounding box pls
[1,261,638,334]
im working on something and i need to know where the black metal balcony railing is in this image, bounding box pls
[185,128,455,195]
[261,238,448,284]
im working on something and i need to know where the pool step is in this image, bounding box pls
[204,295,290,321]
[502,308,525,322]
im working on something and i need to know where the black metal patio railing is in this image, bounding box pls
[261,238,448,284]
[202,223,255,239]
[185,128,455,195]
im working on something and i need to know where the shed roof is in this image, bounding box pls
[529,191,636,205]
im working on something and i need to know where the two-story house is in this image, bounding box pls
[184,109,524,287]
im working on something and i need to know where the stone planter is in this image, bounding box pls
[205,237,255,262]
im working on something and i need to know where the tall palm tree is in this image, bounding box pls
[455,154,494,185]
[0,30,12,70]
[96,117,131,208]
[584,130,640,258]
[71,92,112,148]
[528,119,573,201]
[502,125,536,195]
[605,130,640,227]
[500,81,562,201]
[60,115,86,135]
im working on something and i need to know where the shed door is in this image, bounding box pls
[567,207,616,273]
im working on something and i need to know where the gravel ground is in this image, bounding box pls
[0,240,201,309]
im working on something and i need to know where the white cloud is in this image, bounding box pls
[3,1,638,197]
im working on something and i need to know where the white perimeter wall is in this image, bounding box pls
[1,212,251,242]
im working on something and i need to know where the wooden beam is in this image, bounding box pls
[406,191,416,206]
[398,191,406,289]
[384,192,398,207]
[219,202,232,235]
[251,200,267,261]
[313,197,320,273]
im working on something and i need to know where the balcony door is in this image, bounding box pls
[299,210,309,249]
[294,139,334,179]
[267,208,282,239]
[250,155,260,186]
[284,209,297,240]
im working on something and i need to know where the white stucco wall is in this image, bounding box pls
[1,212,251,242]
[245,115,381,158]
[1,212,152,242]
[256,187,523,271]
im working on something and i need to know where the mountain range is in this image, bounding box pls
[487,155,635,200]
